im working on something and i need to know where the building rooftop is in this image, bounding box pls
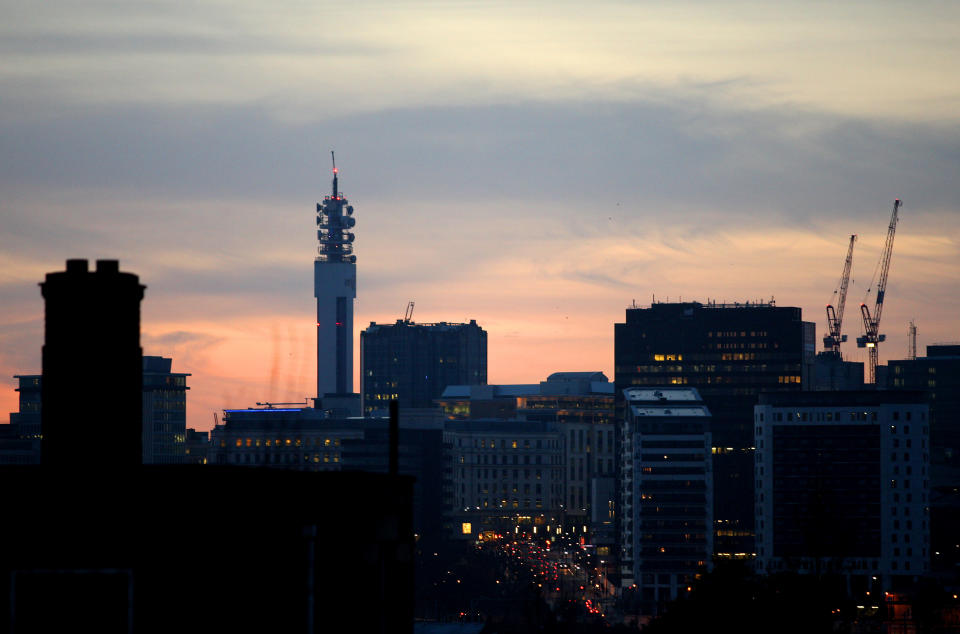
[623,387,703,403]
[545,371,609,382]
[440,372,614,400]
[365,319,481,332]
[630,405,710,417]
[757,390,928,407]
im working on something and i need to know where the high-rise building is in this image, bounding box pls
[754,391,929,589]
[620,387,712,612]
[361,319,487,414]
[142,356,190,464]
[614,301,815,559]
[315,154,357,403]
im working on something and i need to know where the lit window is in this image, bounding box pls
[462,522,472,535]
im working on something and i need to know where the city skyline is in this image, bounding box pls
[3,1,959,431]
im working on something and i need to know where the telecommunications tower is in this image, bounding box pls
[315,151,357,400]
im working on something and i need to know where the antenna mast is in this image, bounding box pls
[908,320,918,360]
[331,150,338,198]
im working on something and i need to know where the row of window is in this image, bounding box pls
[228,437,342,448]
[477,483,544,494]
[466,468,547,480]
[466,453,556,465]
[708,330,768,338]
[229,452,340,464]
[759,411,926,424]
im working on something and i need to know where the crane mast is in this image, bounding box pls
[824,234,857,358]
[857,199,902,383]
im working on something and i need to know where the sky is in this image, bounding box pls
[2,1,959,431]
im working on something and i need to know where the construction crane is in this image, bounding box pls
[857,199,902,383]
[403,301,415,323]
[824,234,857,358]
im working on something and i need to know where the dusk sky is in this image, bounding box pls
[2,1,959,430]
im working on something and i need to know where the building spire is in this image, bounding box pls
[331,150,338,199]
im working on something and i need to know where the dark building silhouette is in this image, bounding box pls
[41,258,145,469]
[888,344,960,467]
[183,428,209,465]
[361,319,487,414]
[209,407,445,547]
[614,301,815,560]
[1,376,41,464]
[813,351,865,390]
[1,260,414,633]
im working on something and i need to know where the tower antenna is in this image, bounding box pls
[331,150,338,198]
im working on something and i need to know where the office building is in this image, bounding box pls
[315,156,358,405]
[615,300,815,559]
[438,372,616,541]
[444,420,565,540]
[2,375,42,465]
[361,319,486,414]
[143,356,190,464]
[9,374,41,440]
[888,344,960,466]
[755,391,929,589]
[620,387,712,612]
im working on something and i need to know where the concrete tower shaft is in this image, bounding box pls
[315,153,356,398]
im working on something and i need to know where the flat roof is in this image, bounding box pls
[623,387,702,402]
[630,405,709,417]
